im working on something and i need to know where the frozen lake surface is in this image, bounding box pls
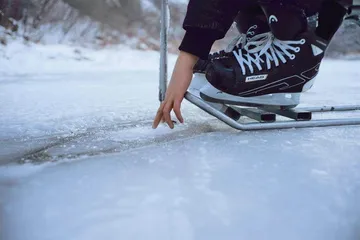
[1,59,360,240]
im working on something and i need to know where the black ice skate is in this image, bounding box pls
[193,9,270,73]
[160,0,360,130]
[199,1,348,108]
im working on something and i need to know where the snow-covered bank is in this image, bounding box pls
[0,40,177,76]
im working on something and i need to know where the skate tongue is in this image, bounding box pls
[236,12,270,40]
[244,16,270,41]
[225,13,270,52]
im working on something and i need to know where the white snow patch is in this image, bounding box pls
[311,169,329,176]
[109,123,190,141]
[0,40,177,76]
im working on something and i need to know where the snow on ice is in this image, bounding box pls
[1,42,360,240]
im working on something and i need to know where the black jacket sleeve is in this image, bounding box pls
[178,0,241,59]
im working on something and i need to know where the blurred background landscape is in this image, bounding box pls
[0,0,360,59]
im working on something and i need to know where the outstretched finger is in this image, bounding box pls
[162,102,174,129]
[173,100,184,123]
[152,103,165,129]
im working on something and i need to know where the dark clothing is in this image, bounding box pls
[179,0,257,59]
[178,0,353,59]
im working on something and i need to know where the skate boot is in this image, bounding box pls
[210,8,270,60]
[193,7,270,73]
[200,1,348,108]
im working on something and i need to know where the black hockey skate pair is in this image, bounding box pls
[193,0,356,108]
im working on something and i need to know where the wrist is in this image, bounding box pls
[179,51,199,68]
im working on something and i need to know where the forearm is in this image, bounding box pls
[170,51,198,85]
[178,51,199,68]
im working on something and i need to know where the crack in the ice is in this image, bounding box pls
[16,120,219,164]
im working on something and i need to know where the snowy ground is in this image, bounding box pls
[1,45,360,240]
[0,40,170,75]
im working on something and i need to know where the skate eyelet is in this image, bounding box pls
[300,39,306,44]
[290,55,295,60]
[295,47,300,52]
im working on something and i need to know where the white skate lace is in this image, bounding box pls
[225,33,247,52]
[233,32,306,75]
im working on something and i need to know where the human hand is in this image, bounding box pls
[152,51,199,129]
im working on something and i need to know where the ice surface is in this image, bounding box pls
[1,47,360,240]
[1,128,360,240]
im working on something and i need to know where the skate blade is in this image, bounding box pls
[190,73,300,108]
